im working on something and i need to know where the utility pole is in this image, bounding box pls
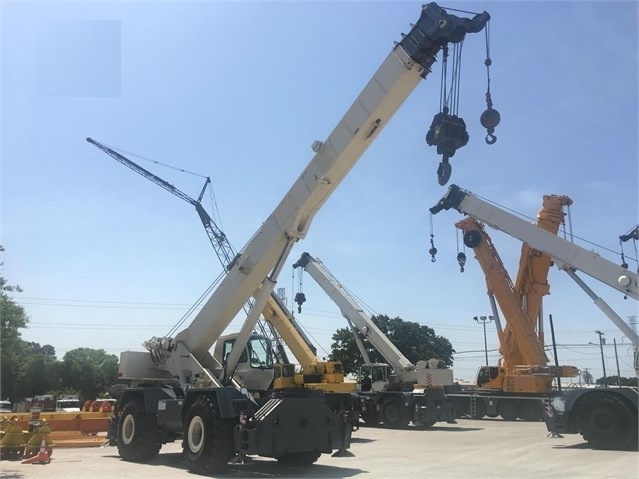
[595,330,607,386]
[613,338,621,386]
[474,315,494,366]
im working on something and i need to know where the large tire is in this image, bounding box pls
[519,400,543,421]
[117,398,161,462]
[471,399,486,419]
[361,412,380,425]
[381,397,409,428]
[498,400,520,421]
[277,451,321,467]
[576,392,638,451]
[183,395,236,474]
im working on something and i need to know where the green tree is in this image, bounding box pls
[329,314,455,376]
[0,248,29,401]
[59,348,119,399]
[16,343,61,399]
[595,375,638,387]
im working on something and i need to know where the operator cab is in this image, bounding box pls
[213,333,274,392]
[476,366,499,387]
[358,363,392,393]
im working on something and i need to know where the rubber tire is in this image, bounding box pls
[361,412,380,425]
[519,401,543,421]
[117,398,161,463]
[381,397,409,428]
[498,400,520,421]
[471,400,486,419]
[277,451,321,467]
[417,419,437,428]
[183,395,236,474]
[576,392,638,451]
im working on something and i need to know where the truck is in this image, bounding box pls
[93,5,491,473]
[442,195,580,421]
[430,183,638,450]
[0,400,12,413]
[293,252,455,428]
[56,395,82,412]
[12,394,81,413]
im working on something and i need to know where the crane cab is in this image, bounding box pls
[213,333,274,393]
[358,363,393,393]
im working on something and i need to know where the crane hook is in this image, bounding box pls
[294,292,306,313]
[429,233,438,262]
[457,252,466,272]
[480,103,500,145]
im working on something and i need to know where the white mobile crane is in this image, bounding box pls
[91,5,491,473]
[86,139,360,417]
[430,184,638,450]
[293,252,455,428]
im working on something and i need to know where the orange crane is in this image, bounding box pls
[512,194,573,347]
[446,195,579,421]
[432,184,637,449]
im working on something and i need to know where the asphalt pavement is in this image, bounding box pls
[1,418,637,478]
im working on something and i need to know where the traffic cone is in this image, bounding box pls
[21,437,50,464]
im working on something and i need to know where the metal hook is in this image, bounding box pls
[485,133,497,145]
[429,234,438,262]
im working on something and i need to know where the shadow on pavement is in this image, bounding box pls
[105,451,363,477]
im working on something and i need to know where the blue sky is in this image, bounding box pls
[2,1,638,382]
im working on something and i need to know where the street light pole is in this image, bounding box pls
[474,315,495,366]
[595,330,607,386]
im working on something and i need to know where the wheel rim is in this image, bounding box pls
[384,404,398,423]
[593,409,613,431]
[121,414,135,445]
[187,415,205,453]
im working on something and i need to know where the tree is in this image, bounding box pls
[595,375,638,387]
[329,314,455,376]
[0,247,29,401]
[59,348,119,399]
[16,343,61,399]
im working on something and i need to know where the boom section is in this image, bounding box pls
[431,185,638,300]
[262,294,319,369]
[513,194,572,341]
[294,253,414,371]
[456,217,549,367]
[176,7,491,361]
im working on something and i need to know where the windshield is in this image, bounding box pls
[248,336,273,369]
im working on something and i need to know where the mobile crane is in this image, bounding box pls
[431,184,638,450]
[86,140,360,417]
[92,5,491,473]
[444,194,579,421]
[451,215,579,421]
[293,252,455,428]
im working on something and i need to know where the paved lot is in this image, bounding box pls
[1,419,637,478]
